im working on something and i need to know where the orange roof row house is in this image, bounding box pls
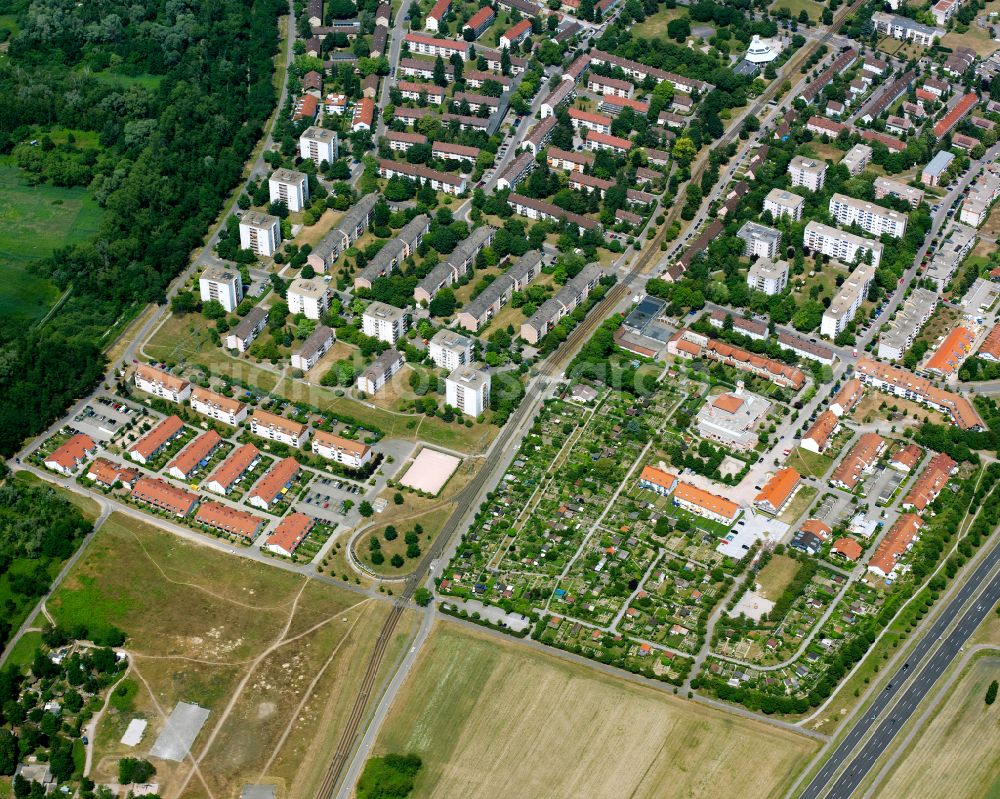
[902,451,957,511]
[638,464,677,493]
[249,457,301,508]
[925,325,976,375]
[868,513,923,578]
[754,467,801,514]
[934,92,978,138]
[265,512,317,556]
[206,444,260,494]
[978,322,1000,361]
[129,415,185,464]
[130,477,199,517]
[830,378,864,417]
[890,443,923,473]
[673,481,740,522]
[802,410,839,453]
[44,434,96,475]
[167,430,222,481]
[86,457,140,488]
[832,537,863,561]
[830,433,885,490]
[194,501,265,539]
[706,340,806,390]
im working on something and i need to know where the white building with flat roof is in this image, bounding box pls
[821,261,877,338]
[804,221,883,267]
[829,193,907,239]
[737,221,782,259]
[199,265,243,312]
[874,176,925,208]
[362,301,409,343]
[695,384,770,450]
[268,168,309,212]
[841,144,873,176]
[299,126,339,166]
[878,288,938,360]
[287,277,330,320]
[747,258,789,296]
[428,329,473,369]
[763,188,804,221]
[788,156,827,191]
[445,365,491,416]
[238,211,281,257]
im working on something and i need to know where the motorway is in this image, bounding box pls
[798,531,1000,799]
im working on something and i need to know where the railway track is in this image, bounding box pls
[312,7,866,795]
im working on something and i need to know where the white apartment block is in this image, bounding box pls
[873,12,944,46]
[821,261,877,338]
[788,156,827,191]
[829,193,908,239]
[737,221,782,259]
[874,176,925,208]
[804,221,884,268]
[268,168,309,213]
[362,301,409,344]
[747,258,789,296]
[763,188,805,221]
[287,277,330,320]
[299,126,339,167]
[199,265,243,312]
[428,329,473,369]
[238,211,281,257]
[358,349,405,394]
[134,364,192,403]
[311,430,372,469]
[250,409,310,449]
[290,325,334,371]
[445,365,491,416]
[191,387,248,426]
[841,144,873,176]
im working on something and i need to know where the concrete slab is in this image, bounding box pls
[149,702,210,762]
[399,448,461,495]
[121,718,148,747]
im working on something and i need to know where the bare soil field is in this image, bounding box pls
[876,657,1000,799]
[48,512,414,798]
[756,554,801,601]
[372,621,819,799]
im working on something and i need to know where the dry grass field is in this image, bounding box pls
[756,554,801,601]
[48,513,415,799]
[372,621,819,799]
[876,657,1000,799]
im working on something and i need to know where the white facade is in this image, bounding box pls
[311,431,372,468]
[829,194,907,239]
[191,388,247,426]
[268,168,309,212]
[299,126,339,167]
[362,301,409,343]
[428,329,473,369]
[287,277,330,320]
[763,188,804,222]
[821,261,877,338]
[238,211,281,257]
[788,156,827,191]
[841,144,873,176]
[250,412,310,449]
[747,258,789,296]
[804,221,884,268]
[737,222,782,260]
[199,266,243,313]
[445,366,491,416]
[134,365,192,403]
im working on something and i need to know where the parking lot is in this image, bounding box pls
[295,475,365,524]
[71,396,145,442]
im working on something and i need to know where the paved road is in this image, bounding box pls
[798,532,1000,799]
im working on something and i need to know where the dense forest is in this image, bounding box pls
[0,475,93,649]
[0,0,286,456]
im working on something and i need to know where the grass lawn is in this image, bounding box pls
[86,69,163,91]
[371,621,819,798]
[632,6,687,39]
[788,447,833,479]
[49,511,416,799]
[770,0,824,21]
[778,485,818,525]
[875,656,1000,799]
[942,26,1000,58]
[5,631,44,672]
[0,156,103,322]
[755,554,801,601]
[356,505,454,576]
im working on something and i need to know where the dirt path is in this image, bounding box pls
[84,659,133,777]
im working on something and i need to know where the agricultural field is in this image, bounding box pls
[47,512,415,799]
[372,621,820,799]
[0,157,102,322]
[875,657,1000,799]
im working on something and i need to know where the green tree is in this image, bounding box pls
[414,588,433,606]
[672,137,697,167]
[987,680,998,705]
[359,501,374,517]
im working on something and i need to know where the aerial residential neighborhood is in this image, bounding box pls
[3,0,1000,796]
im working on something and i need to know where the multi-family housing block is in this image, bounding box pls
[829,194,907,238]
[191,387,248,426]
[445,365,491,415]
[134,364,192,403]
[362,301,409,344]
[251,409,310,448]
[804,221,884,268]
[268,168,309,213]
[821,261,877,338]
